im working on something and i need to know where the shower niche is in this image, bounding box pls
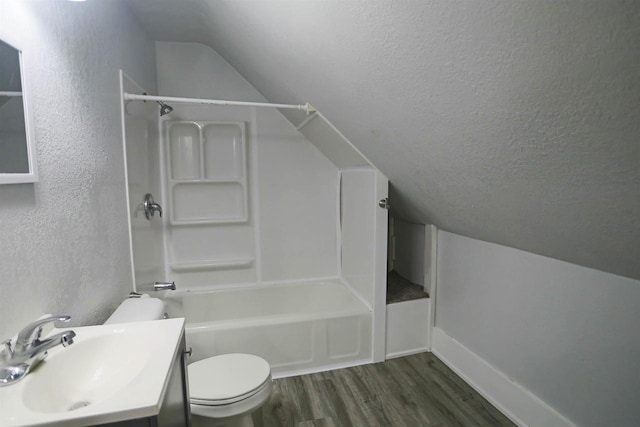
[166,121,248,224]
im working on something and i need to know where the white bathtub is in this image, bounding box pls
[161,279,373,377]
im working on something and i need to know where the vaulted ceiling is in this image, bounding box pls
[127,0,640,280]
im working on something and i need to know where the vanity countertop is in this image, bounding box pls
[0,318,185,427]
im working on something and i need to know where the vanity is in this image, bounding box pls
[0,318,190,427]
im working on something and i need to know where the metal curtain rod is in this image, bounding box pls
[124,92,316,114]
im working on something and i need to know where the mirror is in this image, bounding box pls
[0,37,37,183]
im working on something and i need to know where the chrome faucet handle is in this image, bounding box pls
[154,203,163,218]
[15,315,71,351]
[143,193,163,220]
[1,340,13,359]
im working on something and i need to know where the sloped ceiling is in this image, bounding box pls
[126,0,640,280]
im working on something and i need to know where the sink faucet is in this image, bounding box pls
[0,315,76,386]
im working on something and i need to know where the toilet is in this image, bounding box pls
[105,297,273,427]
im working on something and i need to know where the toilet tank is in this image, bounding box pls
[105,297,165,324]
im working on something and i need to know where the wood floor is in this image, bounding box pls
[261,352,515,427]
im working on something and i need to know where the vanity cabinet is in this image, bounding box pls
[95,333,191,427]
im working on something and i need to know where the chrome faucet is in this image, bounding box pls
[143,193,163,220]
[0,315,76,386]
[154,281,176,291]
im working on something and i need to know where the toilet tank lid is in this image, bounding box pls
[105,297,165,324]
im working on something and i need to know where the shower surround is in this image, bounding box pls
[120,42,387,375]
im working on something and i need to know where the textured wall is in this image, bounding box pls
[127,0,640,280]
[0,1,156,338]
[437,231,640,426]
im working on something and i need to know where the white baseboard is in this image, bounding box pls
[431,327,575,427]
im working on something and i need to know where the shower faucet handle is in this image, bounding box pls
[143,193,163,220]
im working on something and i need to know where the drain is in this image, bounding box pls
[68,401,91,411]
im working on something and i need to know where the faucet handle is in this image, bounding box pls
[15,316,71,351]
[143,193,163,220]
[1,339,13,359]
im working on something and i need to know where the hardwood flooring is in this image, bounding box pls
[261,352,515,427]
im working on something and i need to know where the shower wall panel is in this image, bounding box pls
[256,108,339,282]
[160,105,257,288]
[155,42,340,288]
[340,169,377,305]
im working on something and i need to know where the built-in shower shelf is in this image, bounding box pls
[170,258,254,272]
[165,121,248,225]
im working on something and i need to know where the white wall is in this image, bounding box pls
[296,112,372,169]
[0,1,157,338]
[255,108,338,281]
[154,42,338,286]
[436,231,640,427]
[340,169,377,305]
[155,42,263,103]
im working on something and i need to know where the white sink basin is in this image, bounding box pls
[0,318,184,426]
[22,332,152,413]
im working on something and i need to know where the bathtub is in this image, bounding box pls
[161,279,373,377]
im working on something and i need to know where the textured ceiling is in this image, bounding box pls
[126,0,640,280]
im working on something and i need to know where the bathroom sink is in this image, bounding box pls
[22,332,151,413]
[0,318,184,426]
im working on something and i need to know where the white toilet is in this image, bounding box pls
[105,297,273,427]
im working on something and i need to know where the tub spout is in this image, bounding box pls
[154,281,176,291]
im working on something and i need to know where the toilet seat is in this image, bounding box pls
[188,353,272,415]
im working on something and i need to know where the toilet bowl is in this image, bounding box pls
[105,297,273,427]
[189,353,273,427]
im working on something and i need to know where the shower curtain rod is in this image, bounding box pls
[124,93,316,114]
